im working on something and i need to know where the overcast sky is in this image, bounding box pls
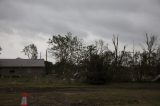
[0,0,160,62]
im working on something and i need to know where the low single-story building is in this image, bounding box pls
[0,59,45,77]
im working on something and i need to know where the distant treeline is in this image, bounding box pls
[45,32,160,84]
[1,33,159,84]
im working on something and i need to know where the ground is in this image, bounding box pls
[0,78,159,106]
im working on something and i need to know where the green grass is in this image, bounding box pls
[65,89,160,106]
[0,87,159,106]
[0,77,88,88]
[0,78,159,106]
[0,77,159,88]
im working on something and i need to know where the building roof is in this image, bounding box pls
[0,59,45,67]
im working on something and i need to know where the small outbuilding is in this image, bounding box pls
[0,59,45,77]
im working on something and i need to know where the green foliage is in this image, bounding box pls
[45,61,54,74]
[47,33,160,83]
[85,54,110,84]
[53,60,77,83]
[48,32,84,64]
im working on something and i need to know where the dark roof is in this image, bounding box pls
[0,59,45,67]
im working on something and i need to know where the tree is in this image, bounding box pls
[112,35,126,67]
[111,35,132,81]
[48,32,84,64]
[84,54,106,84]
[45,61,54,74]
[157,45,160,61]
[48,33,85,82]
[112,35,119,66]
[142,33,157,65]
[94,40,108,55]
[46,32,160,82]
[80,43,113,84]
[22,44,38,59]
[137,34,158,81]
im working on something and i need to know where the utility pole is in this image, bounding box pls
[46,49,48,61]
[40,52,42,59]
[133,40,135,62]
[133,40,135,57]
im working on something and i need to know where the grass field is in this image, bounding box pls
[0,78,159,106]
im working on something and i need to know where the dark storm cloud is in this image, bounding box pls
[0,0,160,59]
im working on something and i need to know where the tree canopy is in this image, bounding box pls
[22,44,38,59]
[48,33,160,84]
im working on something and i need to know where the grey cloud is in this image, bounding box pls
[0,0,160,59]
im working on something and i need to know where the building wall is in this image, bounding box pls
[0,67,45,77]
